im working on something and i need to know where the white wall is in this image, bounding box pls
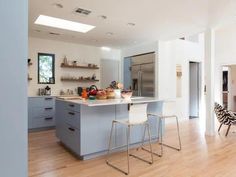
[28,37,121,96]
[0,0,28,176]
[229,65,236,111]
[159,38,204,119]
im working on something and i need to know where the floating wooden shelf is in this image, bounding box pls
[61,63,99,69]
[61,78,99,82]
[28,63,33,66]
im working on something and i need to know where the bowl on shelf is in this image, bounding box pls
[121,90,133,100]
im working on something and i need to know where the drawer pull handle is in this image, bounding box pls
[68,112,75,115]
[69,104,75,107]
[68,127,75,132]
[45,97,53,100]
[45,107,53,110]
[44,117,53,120]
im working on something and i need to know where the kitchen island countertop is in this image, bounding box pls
[56,97,162,107]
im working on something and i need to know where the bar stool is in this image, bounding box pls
[147,101,181,156]
[106,103,153,175]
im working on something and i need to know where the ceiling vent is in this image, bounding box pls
[49,32,60,36]
[75,8,92,16]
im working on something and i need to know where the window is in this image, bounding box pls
[38,53,55,84]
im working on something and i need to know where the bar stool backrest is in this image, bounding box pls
[129,103,148,124]
[162,101,176,117]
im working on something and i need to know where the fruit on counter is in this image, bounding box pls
[81,88,88,99]
[121,90,133,100]
[96,89,107,100]
[109,81,123,89]
[106,88,115,99]
[89,85,98,96]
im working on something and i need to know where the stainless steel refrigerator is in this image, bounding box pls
[124,52,155,97]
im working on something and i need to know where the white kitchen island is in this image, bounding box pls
[55,97,163,160]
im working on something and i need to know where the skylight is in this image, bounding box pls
[34,15,95,33]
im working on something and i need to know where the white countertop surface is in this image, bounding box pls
[57,97,162,107]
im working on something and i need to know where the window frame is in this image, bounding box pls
[38,53,55,84]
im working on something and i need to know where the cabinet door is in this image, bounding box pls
[55,100,67,140]
[80,105,116,155]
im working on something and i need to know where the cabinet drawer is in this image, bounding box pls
[30,107,54,118]
[66,102,80,112]
[62,124,80,155]
[29,97,55,107]
[64,111,80,128]
[31,116,55,129]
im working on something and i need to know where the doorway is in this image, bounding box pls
[222,66,229,109]
[189,62,200,119]
[221,65,236,111]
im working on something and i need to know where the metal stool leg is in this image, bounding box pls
[147,123,154,164]
[158,117,163,156]
[160,116,181,151]
[106,122,130,175]
[126,125,130,175]
[132,123,154,164]
[141,118,162,157]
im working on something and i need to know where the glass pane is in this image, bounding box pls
[38,54,54,84]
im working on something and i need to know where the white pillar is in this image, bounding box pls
[204,29,216,136]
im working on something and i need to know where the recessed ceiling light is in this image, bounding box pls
[106,32,113,36]
[127,22,135,26]
[101,47,111,51]
[53,3,63,8]
[98,15,107,20]
[34,15,95,33]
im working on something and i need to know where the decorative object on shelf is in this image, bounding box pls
[28,73,32,81]
[176,65,182,77]
[45,86,51,95]
[28,58,32,65]
[61,75,99,82]
[63,56,68,65]
[72,61,77,66]
[91,74,96,80]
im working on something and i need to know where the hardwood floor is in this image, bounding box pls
[29,119,236,177]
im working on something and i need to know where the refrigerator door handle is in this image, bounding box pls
[138,70,142,96]
[140,71,142,96]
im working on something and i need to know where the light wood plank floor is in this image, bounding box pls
[29,119,236,177]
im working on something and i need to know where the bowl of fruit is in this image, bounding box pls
[121,90,133,100]
[96,90,107,100]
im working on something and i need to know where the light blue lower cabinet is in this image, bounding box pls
[28,97,55,131]
[55,100,162,160]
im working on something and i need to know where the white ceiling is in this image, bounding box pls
[29,0,236,49]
